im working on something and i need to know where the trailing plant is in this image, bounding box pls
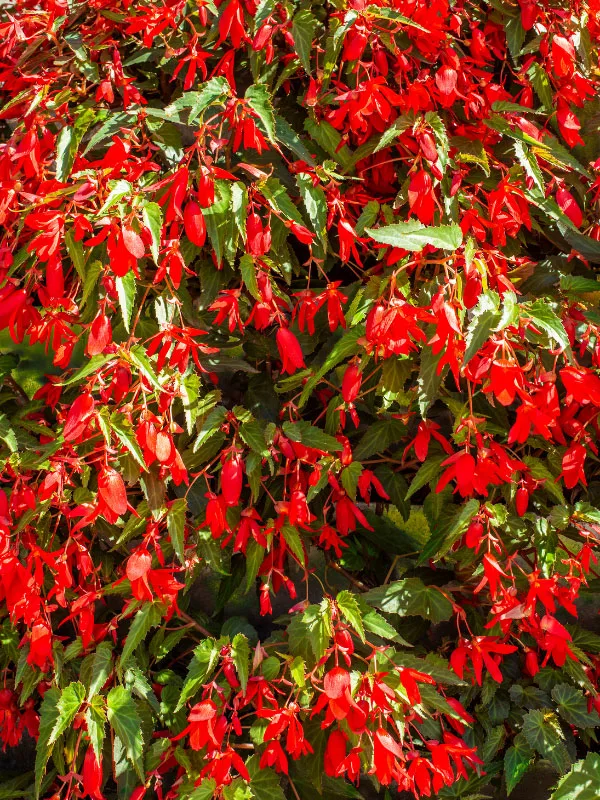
[1,0,600,798]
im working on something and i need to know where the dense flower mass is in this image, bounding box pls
[1,0,600,797]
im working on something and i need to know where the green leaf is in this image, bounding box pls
[129,344,163,391]
[366,220,463,251]
[291,9,317,73]
[167,497,187,564]
[560,275,600,295]
[287,600,332,665]
[514,140,545,192]
[522,709,571,774]
[245,84,276,144]
[0,415,18,453]
[246,755,286,800]
[274,115,315,164]
[55,108,95,181]
[337,590,365,642]
[239,419,268,455]
[417,345,444,416]
[529,63,554,111]
[355,200,380,236]
[304,116,352,169]
[244,539,265,593]
[59,354,113,386]
[340,461,363,501]
[49,682,85,746]
[194,405,228,452]
[88,640,113,700]
[189,779,218,800]
[484,115,589,177]
[107,686,145,780]
[239,254,260,300]
[373,114,413,153]
[523,456,565,504]
[120,602,162,667]
[452,135,490,177]
[261,177,306,226]
[417,499,480,564]
[551,753,600,800]
[282,421,342,453]
[97,178,132,215]
[203,179,233,266]
[552,684,600,729]
[85,695,106,760]
[141,471,166,513]
[353,418,406,461]
[290,655,306,688]
[364,578,453,623]
[176,638,220,711]
[298,326,364,408]
[231,633,250,691]
[464,291,500,365]
[142,202,163,265]
[528,300,571,353]
[281,523,306,566]
[85,112,134,154]
[64,227,87,281]
[115,270,136,334]
[505,734,535,795]
[110,413,147,470]
[505,14,526,59]
[187,77,231,125]
[297,173,327,250]
[405,456,445,500]
[35,687,60,798]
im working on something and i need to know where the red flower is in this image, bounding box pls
[276,327,305,374]
[82,746,105,800]
[260,740,288,774]
[372,728,404,785]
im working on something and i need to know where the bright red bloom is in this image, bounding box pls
[276,327,305,374]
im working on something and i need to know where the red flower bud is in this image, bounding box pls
[222,452,243,506]
[184,200,207,247]
[341,364,362,403]
[465,520,484,549]
[515,486,529,517]
[276,327,305,374]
